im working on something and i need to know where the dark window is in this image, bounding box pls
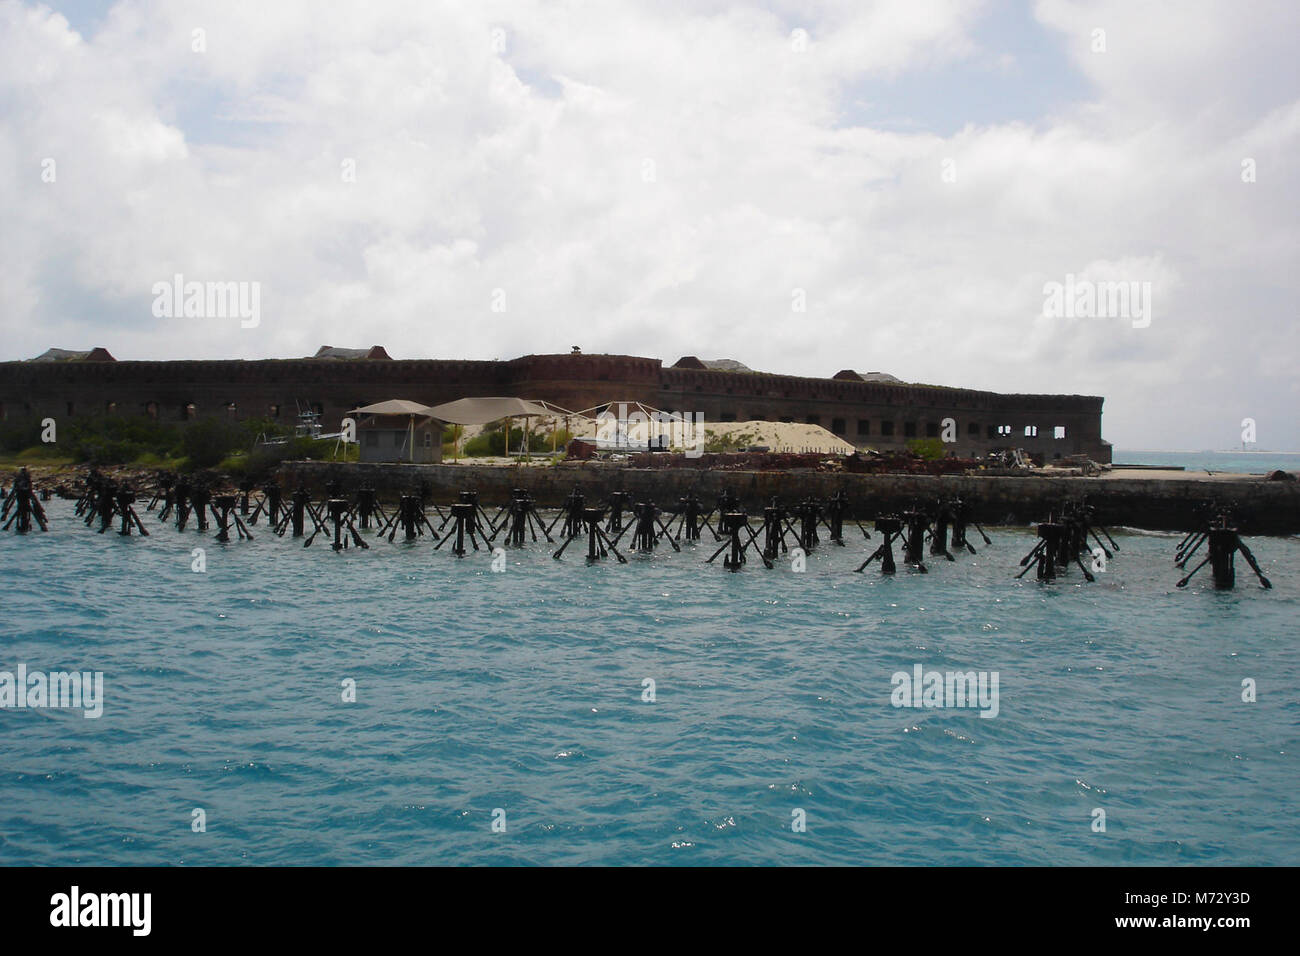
[719,411,736,422]
[986,424,996,439]
[968,422,979,436]
[183,403,196,421]
[857,419,870,435]
[66,402,74,416]
[806,415,820,426]
[925,422,939,438]
[365,431,378,447]
[831,418,846,434]
[145,402,159,420]
[904,422,917,438]
[881,421,895,436]
[269,404,280,418]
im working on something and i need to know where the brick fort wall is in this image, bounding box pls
[0,352,1109,462]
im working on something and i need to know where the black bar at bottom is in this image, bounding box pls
[0,865,1283,942]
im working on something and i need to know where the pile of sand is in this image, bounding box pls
[700,420,857,455]
[448,417,859,457]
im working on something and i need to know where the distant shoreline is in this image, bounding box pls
[1111,449,1300,477]
[1117,449,1300,455]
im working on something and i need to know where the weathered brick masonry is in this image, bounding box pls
[0,351,1109,462]
[278,461,1300,535]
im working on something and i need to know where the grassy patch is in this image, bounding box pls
[463,421,570,457]
[906,437,947,460]
[703,429,759,453]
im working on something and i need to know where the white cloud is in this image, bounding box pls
[0,0,1296,449]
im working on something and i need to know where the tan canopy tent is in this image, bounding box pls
[348,400,443,463]
[351,399,439,417]
[572,400,693,451]
[425,397,579,460]
[426,397,561,424]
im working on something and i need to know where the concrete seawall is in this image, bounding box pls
[276,461,1300,534]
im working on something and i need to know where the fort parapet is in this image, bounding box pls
[277,462,1300,535]
[0,350,1110,462]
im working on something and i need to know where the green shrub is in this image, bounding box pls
[906,438,947,460]
[236,417,293,446]
[463,422,556,457]
[463,432,499,456]
[180,419,241,470]
[16,444,67,460]
[0,416,45,454]
[60,417,183,465]
[133,451,179,468]
[703,429,757,453]
[441,424,465,454]
[0,413,339,471]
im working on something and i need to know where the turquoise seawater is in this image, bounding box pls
[1,499,1297,866]
[1113,450,1300,475]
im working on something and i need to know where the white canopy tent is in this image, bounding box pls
[425,397,581,460]
[572,401,691,451]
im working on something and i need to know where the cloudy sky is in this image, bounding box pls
[2,0,1296,450]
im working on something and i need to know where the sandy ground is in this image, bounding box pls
[560,418,858,454]
[441,456,558,467]
[446,417,858,458]
[694,420,858,454]
[1098,467,1269,481]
